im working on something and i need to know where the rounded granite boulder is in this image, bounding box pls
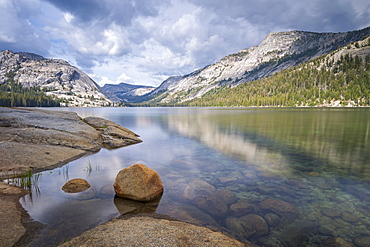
[62,178,91,193]
[113,164,164,202]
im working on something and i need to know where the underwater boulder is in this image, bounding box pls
[259,198,299,219]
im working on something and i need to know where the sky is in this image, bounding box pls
[1,0,369,87]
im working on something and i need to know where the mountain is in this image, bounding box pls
[188,36,370,107]
[145,27,370,104]
[102,82,155,103]
[0,50,111,106]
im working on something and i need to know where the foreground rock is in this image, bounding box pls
[59,214,252,247]
[0,107,142,246]
[0,107,142,175]
[114,164,164,202]
[0,182,30,247]
[84,117,141,148]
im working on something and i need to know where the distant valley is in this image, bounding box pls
[102,83,155,103]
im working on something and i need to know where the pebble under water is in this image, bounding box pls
[18,107,370,247]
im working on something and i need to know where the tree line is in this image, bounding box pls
[187,45,370,107]
[0,72,61,107]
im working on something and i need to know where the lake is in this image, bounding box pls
[19,107,370,246]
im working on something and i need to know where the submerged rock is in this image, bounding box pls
[156,202,219,227]
[320,237,354,247]
[229,202,255,217]
[259,198,299,219]
[114,164,163,202]
[225,214,269,239]
[166,181,195,202]
[225,216,245,237]
[354,235,370,247]
[321,207,341,218]
[240,214,269,238]
[189,179,216,196]
[318,224,337,236]
[340,212,358,223]
[344,186,370,202]
[216,189,237,205]
[264,213,281,228]
[194,194,228,218]
[277,220,318,247]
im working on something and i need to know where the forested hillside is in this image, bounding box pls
[188,38,370,107]
[143,27,370,105]
[0,50,111,107]
[0,72,60,107]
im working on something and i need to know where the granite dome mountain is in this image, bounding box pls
[142,26,370,104]
[0,50,111,106]
[1,26,369,106]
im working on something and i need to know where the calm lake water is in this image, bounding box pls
[20,107,370,246]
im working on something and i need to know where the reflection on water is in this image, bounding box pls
[22,107,370,246]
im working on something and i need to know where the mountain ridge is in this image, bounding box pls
[102,82,155,103]
[1,26,369,107]
[0,50,111,106]
[143,26,370,104]
[188,36,370,107]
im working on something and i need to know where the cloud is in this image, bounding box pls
[43,0,166,27]
[188,0,369,32]
[1,0,370,87]
[0,0,50,55]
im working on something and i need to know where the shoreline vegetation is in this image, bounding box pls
[0,107,250,246]
[1,38,370,108]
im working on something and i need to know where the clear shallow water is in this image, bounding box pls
[20,107,370,246]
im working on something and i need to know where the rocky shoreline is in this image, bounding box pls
[0,107,249,246]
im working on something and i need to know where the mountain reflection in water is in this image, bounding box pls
[22,107,370,247]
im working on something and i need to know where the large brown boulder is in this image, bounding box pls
[114,164,164,202]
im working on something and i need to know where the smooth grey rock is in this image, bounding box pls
[0,108,141,175]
